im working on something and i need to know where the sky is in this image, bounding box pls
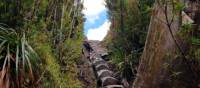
[82,0,111,41]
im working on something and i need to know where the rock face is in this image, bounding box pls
[82,40,124,88]
[133,1,200,88]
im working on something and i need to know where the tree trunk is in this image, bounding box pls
[133,1,200,88]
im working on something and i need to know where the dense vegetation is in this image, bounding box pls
[104,0,200,87]
[104,0,154,82]
[0,0,84,87]
[0,0,199,88]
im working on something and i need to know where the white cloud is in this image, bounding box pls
[87,20,111,41]
[83,0,110,41]
[82,0,106,16]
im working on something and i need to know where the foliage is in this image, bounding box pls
[104,0,154,81]
[178,22,200,60]
[0,0,84,87]
[0,25,40,87]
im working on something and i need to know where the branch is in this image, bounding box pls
[163,0,186,58]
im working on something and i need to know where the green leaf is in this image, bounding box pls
[175,2,185,12]
[191,37,200,45]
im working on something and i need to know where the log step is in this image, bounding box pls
[104,85,124,88]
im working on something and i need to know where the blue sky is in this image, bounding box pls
[82,0,111,41]
[84,10,108,34]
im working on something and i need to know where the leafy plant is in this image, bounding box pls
[0,0,84,87]
[0,25,40,88]
[174,1,185,12]
[191,37,200,45]
[178,22,200,60]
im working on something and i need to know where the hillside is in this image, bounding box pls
[0,0,199,88]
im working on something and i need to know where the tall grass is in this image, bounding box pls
[0,25,40,88]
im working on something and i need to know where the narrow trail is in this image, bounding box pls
[82,41,124,88]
